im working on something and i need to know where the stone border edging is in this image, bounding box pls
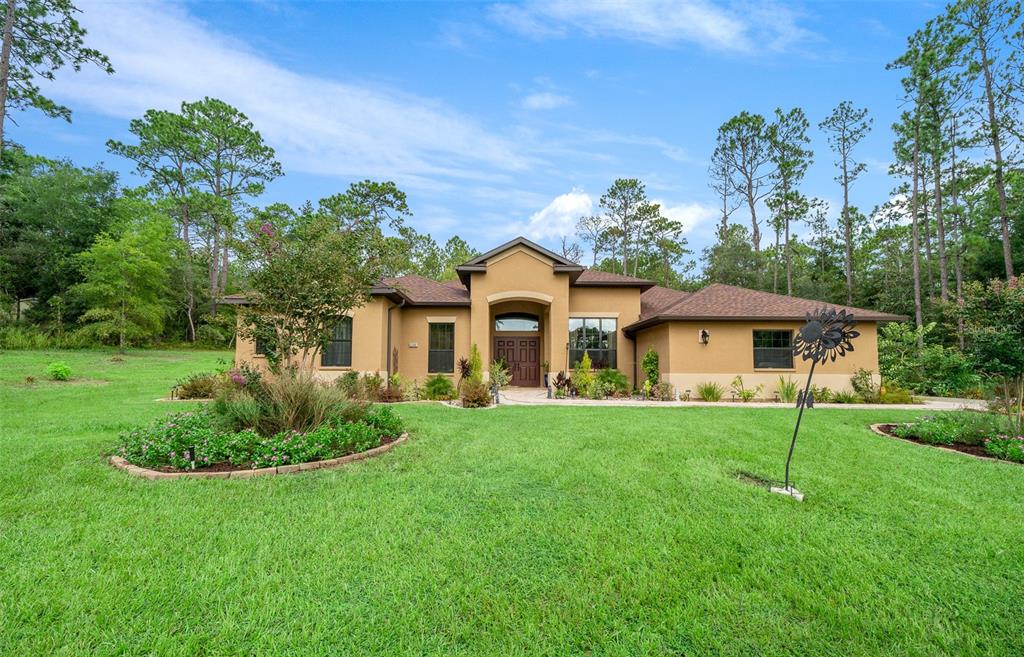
[110,432,409,480]
[868,423,1001,463]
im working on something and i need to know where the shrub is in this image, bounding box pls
[878,383,915,404]
[460,378,492,408]
[553,371,571,395]
[1,325,52,349]
[775,376,798,404]
[230,362,264,396]
[424,374,455,400]
[810,385,834,403]
[983,435,1024,462]
[596,368,629,396]
[696,381,724,402]
[361,373,385,402]
[336,371,361,399]
[878,322,980,396]
[468,344,483,381]
[641,347,659,387]
[652,381,675,401]
[832,390,860,404]
[46,361,72,381]
[212,391,264,432]
[175,371,220,399]
[730,375,763,402]
[851,369,880,402]
[572,353,595,397]
[489,358,511,389]
[364,404,404,437]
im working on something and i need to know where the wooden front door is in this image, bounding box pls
[494,337,541,387]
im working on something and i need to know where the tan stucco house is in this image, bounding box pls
[228,237,903,394]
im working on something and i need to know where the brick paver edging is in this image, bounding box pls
[109,433,409,480]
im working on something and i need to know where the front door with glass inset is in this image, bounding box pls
[494,336,540,386]
[493,312,541,387]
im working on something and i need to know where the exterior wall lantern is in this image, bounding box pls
[699,329,710,345]
[771,309,859,502]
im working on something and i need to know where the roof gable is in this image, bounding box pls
[455,236,583,286]
[458,236,580,268]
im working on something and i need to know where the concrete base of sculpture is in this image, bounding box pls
[770,485,804,502]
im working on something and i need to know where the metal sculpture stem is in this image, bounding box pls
[784,359,816,491]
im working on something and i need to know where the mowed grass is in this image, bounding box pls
[1,350,1023,656]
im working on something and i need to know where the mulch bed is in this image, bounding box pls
[872,423,993,459]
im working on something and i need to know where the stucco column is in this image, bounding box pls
[470,292,490,374]
[548,288,569,375]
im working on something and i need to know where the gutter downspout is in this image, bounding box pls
[386,299,406,378]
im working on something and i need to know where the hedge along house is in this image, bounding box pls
[227,236,904,393]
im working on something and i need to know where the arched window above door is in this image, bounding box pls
[495,312,540,332]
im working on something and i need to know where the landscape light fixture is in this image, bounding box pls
[772,309,859,502]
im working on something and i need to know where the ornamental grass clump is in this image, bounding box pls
[696,381,724,402]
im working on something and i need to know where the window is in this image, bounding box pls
[254,336,268,356]
[495,313,539,332]
[428,322,455,373]
[569,317,617,369]
[321,317,353,367]
[753,330,794,369]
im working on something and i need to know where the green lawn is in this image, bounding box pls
[1,349,1022,656]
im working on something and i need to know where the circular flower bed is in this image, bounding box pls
[116,404,404,473]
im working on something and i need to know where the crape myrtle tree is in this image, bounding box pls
[0,0,113,151]
[235,184,407,374]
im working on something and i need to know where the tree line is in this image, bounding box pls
[562,0,1022,340]
[0,0,1022,364]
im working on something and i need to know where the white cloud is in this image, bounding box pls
[521,92,572,110]
[50,0,535,188]
[490,0,817,54]
[517,188,593,239]
[654,199,717,234]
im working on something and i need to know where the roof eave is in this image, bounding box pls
[623,313,907,337]
[574,280,656,292]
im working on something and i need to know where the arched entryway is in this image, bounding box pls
[490,301,546,387]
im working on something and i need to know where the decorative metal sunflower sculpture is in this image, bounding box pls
[777,309,859,499]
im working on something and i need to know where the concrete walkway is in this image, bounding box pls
[497,387,987,411]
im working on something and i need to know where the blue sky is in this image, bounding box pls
[16,0,940,265]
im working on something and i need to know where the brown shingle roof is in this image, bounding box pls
[380,274,470,305]
[640,286,692,318]
[625,283,906,334]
